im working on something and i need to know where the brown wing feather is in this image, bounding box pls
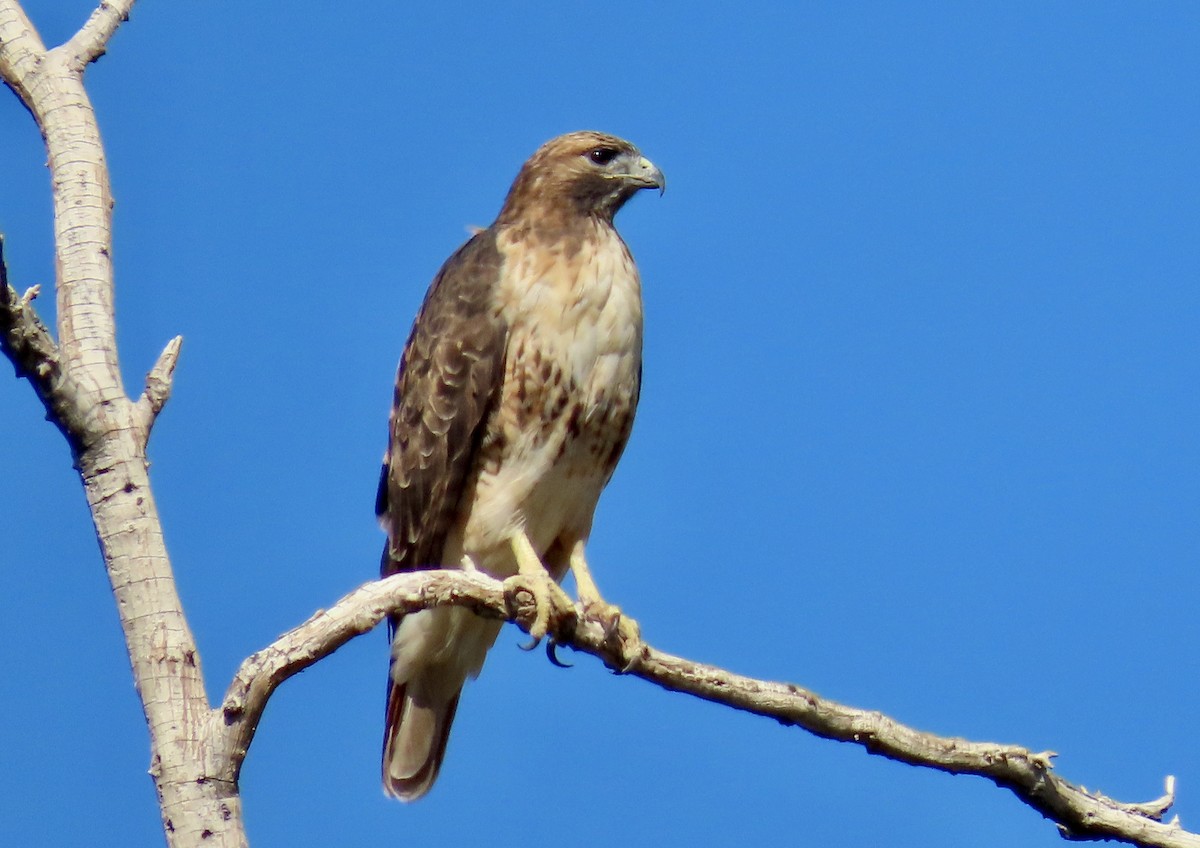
[378,229,507,580]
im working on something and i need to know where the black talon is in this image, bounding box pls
[546,639,573,668]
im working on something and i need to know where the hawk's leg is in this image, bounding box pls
[569,541,642,665]
[506,530,572,646]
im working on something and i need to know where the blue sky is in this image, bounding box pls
[2,2,1198,845]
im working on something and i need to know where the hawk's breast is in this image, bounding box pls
[458,221,643,570]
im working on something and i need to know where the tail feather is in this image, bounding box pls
[382,608,503,800]
[382,676,461,801]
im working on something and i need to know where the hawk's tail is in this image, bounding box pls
[381,674,462,801]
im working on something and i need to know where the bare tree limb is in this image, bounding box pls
[135,335,183,440]
[2,3,228,845]
[0,240,92,449]
[215,571,503,777]
[216,569,1199,848]
[61,0,136,68]
[1,0,125,402]
[0,0,46,108]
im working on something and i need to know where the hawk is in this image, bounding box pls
[377,131,664,800]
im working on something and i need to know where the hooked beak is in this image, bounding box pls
[609,151,666,196]
[629,154,666,196]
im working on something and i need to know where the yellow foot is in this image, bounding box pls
[502,571,573,646]
[570,543,644,672]
[505,532,573,646]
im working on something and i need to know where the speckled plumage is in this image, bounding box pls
[377,132,663,800]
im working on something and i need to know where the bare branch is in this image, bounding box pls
[217,571,506,773]
[217,568,1198,848]
[0,237,93,450]
[3,10,222,844]
[0,5,125,400]
[625,654,1193,848]
[0,0,45,112]
[1122,776,1179,821]
[61,0,137,68]
[135,335,183,440]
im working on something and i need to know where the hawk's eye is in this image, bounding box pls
[587,147,620,166]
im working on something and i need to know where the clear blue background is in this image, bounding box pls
[2,2,1197,846]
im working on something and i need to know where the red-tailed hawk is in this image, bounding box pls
[377,131,664,800]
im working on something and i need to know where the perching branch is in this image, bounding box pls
[220,569,1198,848]
[217,571,508,777]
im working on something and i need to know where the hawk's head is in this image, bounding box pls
[498,131,665,225]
